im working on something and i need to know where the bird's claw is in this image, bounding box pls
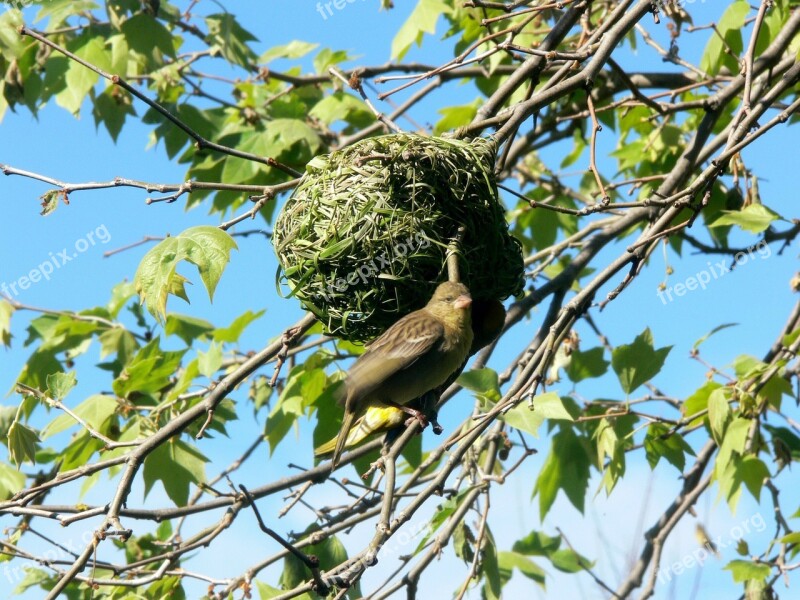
[404,410,429,429]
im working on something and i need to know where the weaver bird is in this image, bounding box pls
[316,297,506,459]
[330,281,473,468]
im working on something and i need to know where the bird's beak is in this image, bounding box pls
[453,294,472,310]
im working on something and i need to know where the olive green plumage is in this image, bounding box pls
[331,282,474,467]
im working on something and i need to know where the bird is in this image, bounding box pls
[695,523,721,558]
[316,297,506,460]
[330,281,474,468]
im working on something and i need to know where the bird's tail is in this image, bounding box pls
[331,408,357,468]
[316,406,405,457]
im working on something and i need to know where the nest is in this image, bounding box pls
[272,133,524,342]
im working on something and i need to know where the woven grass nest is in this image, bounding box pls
[273,133,524,342]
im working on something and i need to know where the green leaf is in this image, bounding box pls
[266,118,322,164]
[482,529,503,600]
[682,381,723,426]
[707,388,732,444]
[700,1,749,75]
[724,559,771,583]
[693,323,738,350]
[145,575,186,600]
[46,371,77,401]
[715,418,751,511]
[55,35,108,115]
[16,350,64,392]
[710,204,783,233]
[611,328,672,394]
[256,581,283,599]
[313,47,350,74]
[35,0,99,28]
[458,368,500,403]
[92,85,136,142]
[266,365,328,453]
[198,342,223,378]
[39,190,60,216]
[498,551,546,586]
[134,226,238,321]
[512,530,561,556]
[143,438,208,506]
[391,0,452,60]
[121,13,177,67]
[737,456,770,501]
[561,128,587,169]
[502,393,575,438]
[434,100,480,135]
[0,461,26,500]
[12,567,49,596]
[565,347,609,383]
[0,299,14,347]
[732,355,768,379]
[643,423,695,471]
[550,548,594,573]
[453,520,476,563]
[260,40,319,63]
[112,338,187,399]
[205,13,258,67]
[165,314,215,344]
[779,532,800,545]
[309,93,372,127]
[213,309,264,343]
[281,533,354,596]
[8,421,40,467]
[535,426,591,519]
[41,394,118,440]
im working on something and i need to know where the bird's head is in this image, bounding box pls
[427,281,472,328]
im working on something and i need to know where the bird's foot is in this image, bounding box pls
[383,401,429,431]
[402,407,429,429]
[419,391,443,435]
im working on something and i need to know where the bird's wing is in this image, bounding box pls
[346,309,444,400]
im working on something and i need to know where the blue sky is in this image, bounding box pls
[1,1,798,599]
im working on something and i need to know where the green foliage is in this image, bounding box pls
[535,426,591,519]
[134,225,237,321]
[143,438,208,506]
[611,328,672,394]
[565,347,610,383]
[501,392,576,438]
[725,559,771,583]
[700,1,750,75]
[0,1,798,598]
[711,204,783,234]
[391,0,451,60]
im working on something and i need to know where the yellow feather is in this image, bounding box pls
[315,406,405,457]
